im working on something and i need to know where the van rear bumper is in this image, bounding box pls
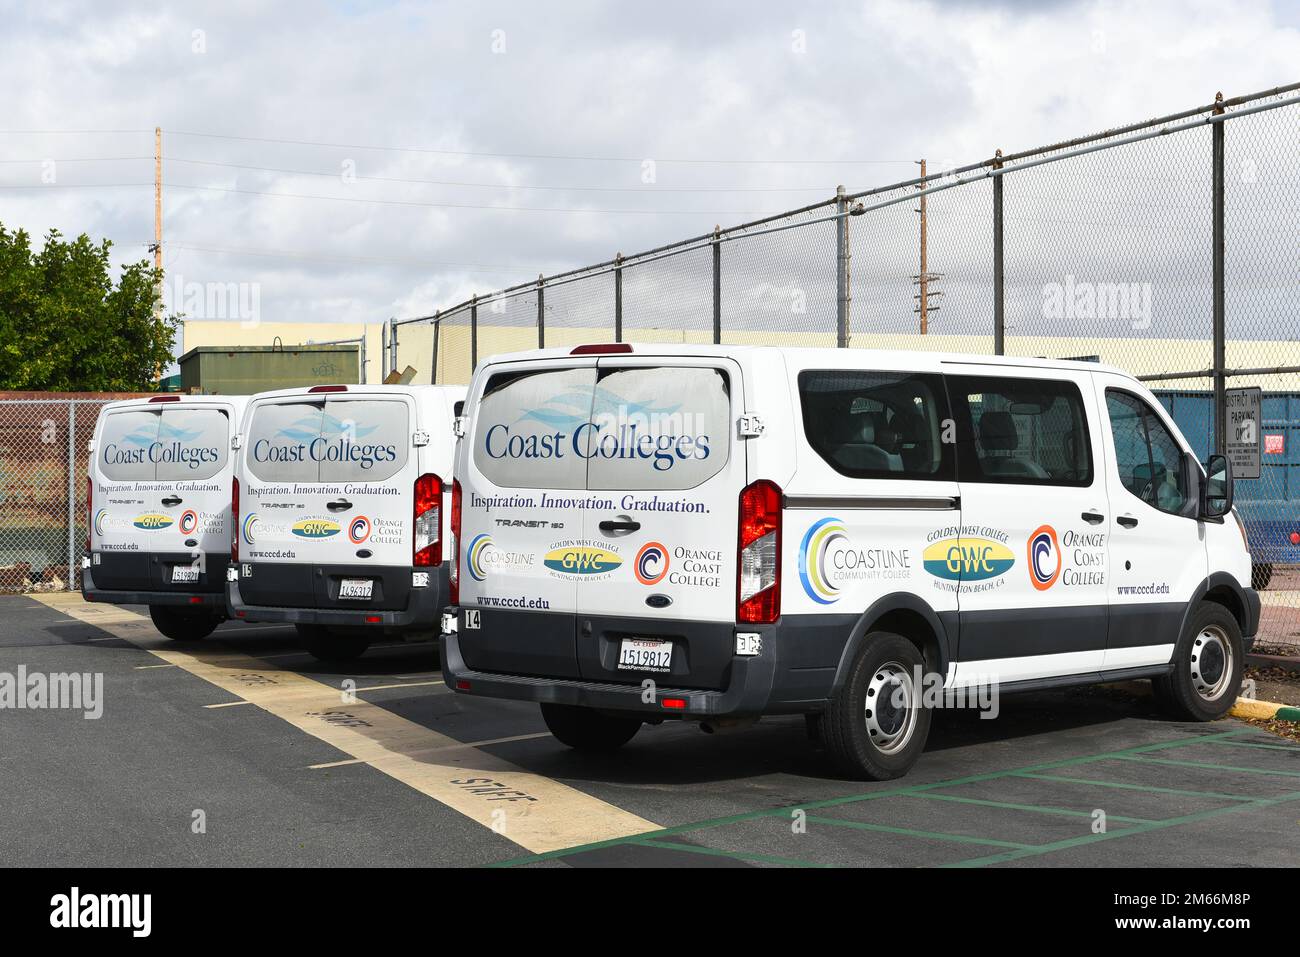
[439,607,853,718]
[226,566,445,631]
[81,565,227,610]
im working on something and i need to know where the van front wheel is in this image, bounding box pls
[296,624,369,662]
[1153,602,1243,722]
[149,605,221,641]
[821,632,932,781]
[540,704,641,752]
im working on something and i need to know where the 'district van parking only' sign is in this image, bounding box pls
[1225,387,1262,480]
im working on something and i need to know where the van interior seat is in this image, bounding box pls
[977,410,1049,479]
[831,412,903,472]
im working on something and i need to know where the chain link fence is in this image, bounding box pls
[0,397,126,595]
[391,82,1300,649]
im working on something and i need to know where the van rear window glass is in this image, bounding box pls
[98,407,229,482]
[586,366,730,491]
[246,398,408,483]
[98,409,162,482]
[799,370,955,480]
[473,364,732,491]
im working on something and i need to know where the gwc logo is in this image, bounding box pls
[133,513,173,531]
[543,543,622,578]
[292,518,340,539]
[923,537,1015,581]
[1027,524,1061,591]
[799,517,849,605]
[634,542,669,585]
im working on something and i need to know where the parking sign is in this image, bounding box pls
[1225,387,1262,479]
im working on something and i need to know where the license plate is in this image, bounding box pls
[171,565,200,583]
[617,637,673,673]
[338,578,373,600]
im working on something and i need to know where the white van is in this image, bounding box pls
[84,394,249,640]
[227,383,466,661]
[440,344,1259,779]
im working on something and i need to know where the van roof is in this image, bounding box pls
[476,343,1135,380]
[246,383,468,403]
[98,394,251,415]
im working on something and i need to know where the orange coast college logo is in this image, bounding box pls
[179,510,198,535]
[348,516,371,544]
[634,542,669,585]
[1028,524,1061,591]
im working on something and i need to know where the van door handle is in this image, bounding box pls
[598,519,641,534]
[1081,510,1104,525]
[161,496,182,507]
[325,499,353,512]
[1117,514,1139,529]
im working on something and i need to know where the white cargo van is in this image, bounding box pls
[227,383,465,661]
[84,394,249,640]
[440,344,1259,779]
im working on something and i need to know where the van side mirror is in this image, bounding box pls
[1201,453,1233,519]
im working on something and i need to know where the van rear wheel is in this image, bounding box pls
[821,631,932,781]
[540,704,641,752]
[1153,602,1243,722]
[296,624,369,662]
[148,605,221,641]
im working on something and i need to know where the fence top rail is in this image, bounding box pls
[391,80,1300,330]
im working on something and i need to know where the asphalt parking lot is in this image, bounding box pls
[3,592,1298,868]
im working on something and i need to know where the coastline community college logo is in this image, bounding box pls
[467,534,493,582]
[292,518,341,539]
[93,508,109,536]
[132,513,173,531]
[923,534,1015,582]
[348,516,371,544]
[543,541,623,578]
[179,510,198,535]
[799,517,849,605]
[1028,524,1061,591]
[242,512,259,545]
[634,542,669,585]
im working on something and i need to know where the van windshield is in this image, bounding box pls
[246,397,409,483]
[473,364,731,491]
[98,407,229,482]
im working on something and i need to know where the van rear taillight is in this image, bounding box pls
[737,480,782,624]
[449,479,462,604]
[413,474,443,567]
[231,477,240,563]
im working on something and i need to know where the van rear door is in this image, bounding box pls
[459,359,600,678]
[240,391,416,610]
[573,357,745,687]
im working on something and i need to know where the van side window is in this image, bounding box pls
[798,370,954,480]
[1105,390,1189,514]
[948,375,1093,486]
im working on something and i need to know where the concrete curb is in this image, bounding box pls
[1230,697,1300,722]
[1246,652,1300,675]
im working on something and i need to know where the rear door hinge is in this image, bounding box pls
[230,434,243,450]
[452,416,466,439]
[412,430,430,447]
[738,413,765,438]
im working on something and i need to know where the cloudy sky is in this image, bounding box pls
[2,0,1298,353]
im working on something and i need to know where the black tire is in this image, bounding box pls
[148,605,221,641]
[540,703,641,752]
[1153,602,1243,722]
[296,624,370,662]
[821,631,933,781]
[1251,563,1273,591]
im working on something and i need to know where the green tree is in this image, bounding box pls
[0,224,177,391]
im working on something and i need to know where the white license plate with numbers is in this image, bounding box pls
[171,565,200,583]
[338,578,373,600]
[617,637,673,672]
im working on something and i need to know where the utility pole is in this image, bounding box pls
[913,159,942,334]
[153,127,163,320]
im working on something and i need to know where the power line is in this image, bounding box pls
[164,128,912,166]
[0,156,152,164]
[163,181,779,215]
[169,241,524,273]
[0,182,151,189]
[166,157,842,193]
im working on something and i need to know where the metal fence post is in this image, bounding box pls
[470,295,479,375]
[388,317,396,379]
[835,185,850,348]
[431,312,440,384]
[712,227,722,345]
[537,275,546,349]
[1212,93,1227,454]
[993,150,1005,356]
[614,253,624,343]
[381,322,388,379]
[66,402,76,590]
